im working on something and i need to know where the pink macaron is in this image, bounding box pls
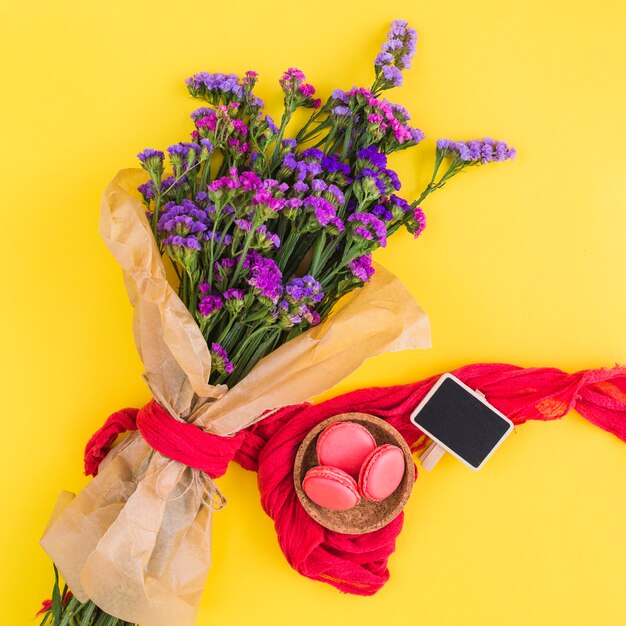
[358,444,406,501]
[302,465,361,511]
[316,421,377,478]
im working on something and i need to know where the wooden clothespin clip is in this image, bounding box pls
[410,373,514,471]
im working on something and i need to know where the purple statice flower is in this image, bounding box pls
[368,113,385,126]
[276,275,324,328]
[279,68,319,109]
[390,102,411,120]
[357,145,388,169]
[158,229,202,273]
[215,258,236,271]
[137,149,165,178]
[252,187,286,212]
[275,302,320,328]
[200,138,214,156]
[326,184,345,206]
[275,300,300,327]
[382,65,403,87]
[239,170,262,191]
[265,115,279,134]
[305,196,345,232]
[167,143,191,158]
[208,175,236,193]
[353,226,373,240]
[256,225,281,249]
[388,194,411,219]
[355,169,386,199]
[358,91,422,147]
[245,252,283,302]
[348,254,375,283]
[279,67,305,89]
[375,51,394,66]
[304,160,323,178]
[167,142,201,172]
[384,39,403,51]
[299,83,315,97]
[321,154,351,179]
[137,181,154,201]
[285,275,324,305]
[213,257,236,280]
[408,127,425,143]
[234,218,253,232]
[372,203,394,222]
[224,288,245,300]
[186,72,248,103]
[191,107,214,121]
[210,342,234,374]
[332,88,350,103]
[301,148,325,161]
[203,230,233,246]
[466,140,482,161]
[437,138,516,164]
[137,148,164,164]
[412,206,426,237]
[348,212,388,247]
[243,70,258,85]
[331,105,351,117]
[199,294,223,317]
[494,140,514,162]
[282,152,298,171]
[311,179,328,192]
[377,20,418,73]
[231,119,249,136]
[158,200,210,245]
[293,181,309,194]
[195,111,218,131]
[282,138,298,149]
[209,168,259,194]
[260,179,280,192]
[383,167,401,191]
[162,234,202,250]
[161,175,187,192]
[285,198,303,210]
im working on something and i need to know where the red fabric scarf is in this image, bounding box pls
[85,363,626,595]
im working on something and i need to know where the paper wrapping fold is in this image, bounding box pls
[40,169,431,626]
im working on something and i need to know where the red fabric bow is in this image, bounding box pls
[84,364,626,595]
[84,399,244,478]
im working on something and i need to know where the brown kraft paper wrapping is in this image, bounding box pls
[40,169,431,626]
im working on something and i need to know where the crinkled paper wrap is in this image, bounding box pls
[41,169,431,626]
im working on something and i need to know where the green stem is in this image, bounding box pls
[340,117,354,161]
[199,153,213,191]
[151,194,162,237]
[216,315,236,344]
[295,105,328,142]
[308,232,326,276]
[269,108,294,168]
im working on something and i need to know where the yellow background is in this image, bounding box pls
[1,1,625,624]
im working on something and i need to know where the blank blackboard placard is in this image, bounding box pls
[410,374,513,470]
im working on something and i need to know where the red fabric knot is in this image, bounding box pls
[84,399,244,478]
[84,407,138,476]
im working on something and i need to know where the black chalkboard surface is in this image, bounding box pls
[410,374,513,470]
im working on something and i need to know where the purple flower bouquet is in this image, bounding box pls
[38,20,514,626]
